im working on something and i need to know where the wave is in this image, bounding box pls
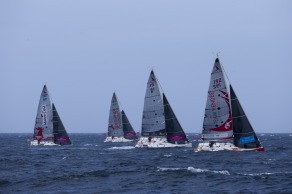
[157,167,230,175]
[239,172,292,176]
[84,144,100,147]
[107,146,135,150]
[0,179,11,186]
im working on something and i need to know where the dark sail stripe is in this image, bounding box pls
[52,103,72,145]
[163,93,189,144]
[230,85,262,149]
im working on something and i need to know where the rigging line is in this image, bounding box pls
[116,92,124,111]
[46,84,54,105]
[220,58,232,86]
[153,69,165,94]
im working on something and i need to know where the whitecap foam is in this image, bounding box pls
[157,167,182,172]
[240,172,292,176]
[157,167,230,175]
[187,167,230,175]
[164,154,172,157]
[107,146,135,150]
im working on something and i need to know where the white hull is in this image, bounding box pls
[135,137,192,148]
[104,136,134,143]
[195,142,264,152]
[30,140,58,146]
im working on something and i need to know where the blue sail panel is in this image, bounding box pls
[239,135,255,144]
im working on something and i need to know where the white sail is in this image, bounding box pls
[33,85,54,143]
[141,70,166,137]
[107,92,124,137]
[202,58,233,140]
[136,70,192,148]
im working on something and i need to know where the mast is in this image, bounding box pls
[141,70,166,137]
[230,85,262,148]
[163,93,188,144]
[33,85,54,142]
[202,58,233,141]
[108,92,124,137]
[52,103,72,145]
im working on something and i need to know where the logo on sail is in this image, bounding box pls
[124,132,136,137]
[41,105,47,126]
[55,137,69,142]
[169,134,185,141]
[215,65,220,72]
[210,90,232,132]
[239,135,255,144]
[112,108,122,129]
[34,127,43,144]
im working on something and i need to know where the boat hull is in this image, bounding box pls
[104,136,135,143]
[135,137,192,148]
[195,142,264,152]
[30,140,58,146]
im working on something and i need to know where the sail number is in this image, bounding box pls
[213,78,222,89]
[150,82,155,93]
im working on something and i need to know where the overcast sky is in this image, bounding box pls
[0,0,291,134]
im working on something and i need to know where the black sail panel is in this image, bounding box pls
[121,110,138,140]
[52,104,72,145]
[163,93,188,144]
[230,85,261,148]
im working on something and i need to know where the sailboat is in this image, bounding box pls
[104,92,138,142]
[31,85,72,146]
[196,58,264,151]
[135,70,192,148]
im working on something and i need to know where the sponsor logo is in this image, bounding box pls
[209,92,216,111]
[34,127,43,144]
[125,132,136,137]
[239,135,255,144]
[170,134,185,141]
[55,137,69,142]
[215,65,220,72]
[112,108,122,129]
[41,105,47,126]
[202,133,229,138]
[225,122,230,129]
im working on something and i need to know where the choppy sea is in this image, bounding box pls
[0,133,291,193]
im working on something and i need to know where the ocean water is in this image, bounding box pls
[0,133,291,193]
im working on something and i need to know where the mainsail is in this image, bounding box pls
[202,58,233,140]
[52,103,72,145]
[108,92,124,137]
[163,93,188,144]
[141,70,166,137]
[121,110,138,140]
[33,85,54,143]
[230,85,262,149]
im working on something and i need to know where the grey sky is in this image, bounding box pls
[0,1,291,133]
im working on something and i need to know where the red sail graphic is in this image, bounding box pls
[210,90,232,132]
